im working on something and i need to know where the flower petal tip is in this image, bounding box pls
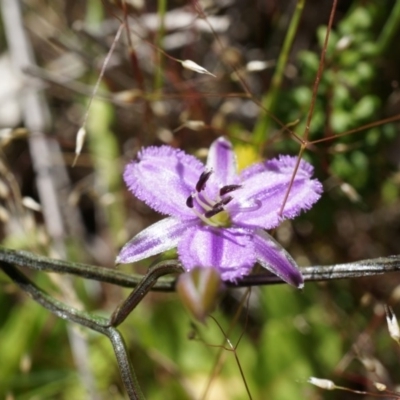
[115,252,128,265]
[281,268,304,288]
[296,279,305,290]
[254,230,305,287]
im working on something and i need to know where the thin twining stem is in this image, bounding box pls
[109,262,183,326]
[0,262,145,400]
[0,246,173,290]
[1,247,400,291]
[243,255,400,286]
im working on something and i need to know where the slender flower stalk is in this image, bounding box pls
[117,137,322,287]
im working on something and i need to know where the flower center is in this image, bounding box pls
[186,170,241,228]
[208,210,231,227]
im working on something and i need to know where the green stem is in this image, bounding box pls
[153,0,167,92]
[110,262,183,326]
[244,256,400,285]
[87,99,125,248]
[253,0,305,145]
[107,328,145,400]
[0,262,145,400]
[0,246,177,290]
[1,262,106,328]
[1,247,400,289]
[377,0,400,54]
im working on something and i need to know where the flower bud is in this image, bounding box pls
[373,382,386,391]
[308,377,336,390]
[335,36,352,51]
[246,60,274,72]
[385,305,400,344]
[73,127,86,166]
[176,267,223,323]
[181,60,216,77]
[22,197,42,212]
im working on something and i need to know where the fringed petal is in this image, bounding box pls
[116,217,195,264]
[232,156,322,229]
[124,146,204,218]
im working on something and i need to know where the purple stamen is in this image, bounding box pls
[196,170,212,192]
[220,184,242,196]
[204,205,224,218]
[214,196,233,208]
[186,195,194,208]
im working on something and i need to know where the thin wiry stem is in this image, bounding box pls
[241,256,400,286]
[0,246,177,290]
[201,292,252,400]
[1,247,400,291]
[302,0,337,143]
[109,262,183,326]
[0,262,145,400]
[2,249,400,399]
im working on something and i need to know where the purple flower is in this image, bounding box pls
[117,137,322,288]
